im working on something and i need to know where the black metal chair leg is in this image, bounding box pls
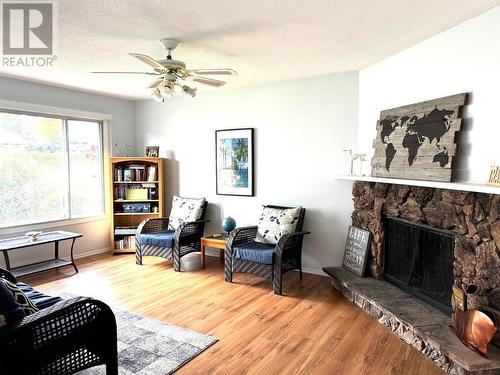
[106,359,119,375]
[70,238,78,273]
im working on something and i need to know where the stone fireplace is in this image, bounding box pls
[351,181,500,307]
[324,180,500,374]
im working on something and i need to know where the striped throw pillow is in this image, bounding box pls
[0,278,38,316]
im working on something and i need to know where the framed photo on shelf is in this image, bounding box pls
[215,128,254,196]
[145,146,159,157]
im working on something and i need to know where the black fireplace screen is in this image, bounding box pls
[384,217,454,314]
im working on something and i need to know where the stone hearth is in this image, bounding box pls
[324,267,500,375]
[351,181,500,307]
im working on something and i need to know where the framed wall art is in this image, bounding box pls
[215,128,254,196]
[371,93,467,182]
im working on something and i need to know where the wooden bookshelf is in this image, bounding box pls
[109,157,165,254]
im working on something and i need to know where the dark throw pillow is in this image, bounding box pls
[0,279,26,327]
[0,278,38,318]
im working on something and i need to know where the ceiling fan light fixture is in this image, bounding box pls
[182,85,197,98]
[160,90,174,99]
[161,85,175,99]
[151,88,164,102]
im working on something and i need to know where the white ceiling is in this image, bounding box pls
[1,0,499,100]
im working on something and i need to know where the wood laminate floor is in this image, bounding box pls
[23,253,443,375]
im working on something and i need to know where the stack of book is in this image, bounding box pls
[114,226,137,235]
[114,165,157,182]
[114,185,127,200]
[121,165,143,181]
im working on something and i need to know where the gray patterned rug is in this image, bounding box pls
[75,307,217,375]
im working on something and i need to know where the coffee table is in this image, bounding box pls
[200,234,229,269]
[0,231,82,277]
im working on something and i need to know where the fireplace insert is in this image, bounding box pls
[384,217,455,314]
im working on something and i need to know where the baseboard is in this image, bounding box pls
[61,247,110,261]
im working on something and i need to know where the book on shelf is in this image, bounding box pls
[114,235,136,250]
[115,165,153,182]
[114,185,126,200]
[129,165,146,181]
[114,168,123,181]
[147,166,156,182]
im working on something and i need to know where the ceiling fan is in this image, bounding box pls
[92,38,237,102]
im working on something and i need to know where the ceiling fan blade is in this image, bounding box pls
[187,69,237,76]
[91,71,158,75]
[146,78,164,89]
[190,76,226,87]
[129,53,166,71]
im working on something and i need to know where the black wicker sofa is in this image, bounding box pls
[0,267,118,375]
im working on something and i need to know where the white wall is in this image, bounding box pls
[0,76,136,267]
[135,72,359,274]
[357,6,500,182]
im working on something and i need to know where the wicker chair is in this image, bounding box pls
[135,200,208,271]
[224,205,310,295]
[0,268,118,375]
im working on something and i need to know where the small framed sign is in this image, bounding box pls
[145,146,159,157]
[488,165,500,186]
[342,226,371,277]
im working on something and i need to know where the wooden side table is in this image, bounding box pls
[200,234,229,269]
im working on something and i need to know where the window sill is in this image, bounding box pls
[0,215,108,236]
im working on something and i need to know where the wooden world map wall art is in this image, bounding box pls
[371,93,468,182]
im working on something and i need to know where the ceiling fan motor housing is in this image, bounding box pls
[157,59,186,70]
[160,38,179,51]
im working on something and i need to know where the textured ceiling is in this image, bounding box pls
[1,0,499,100]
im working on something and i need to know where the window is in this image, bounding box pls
[0,111,104,227]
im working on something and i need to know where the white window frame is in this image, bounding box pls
[0,99,112,233]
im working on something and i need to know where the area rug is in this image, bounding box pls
[51,294,218,375]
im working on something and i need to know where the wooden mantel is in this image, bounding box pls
[337,175,500,195]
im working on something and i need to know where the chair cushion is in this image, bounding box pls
[233,241,276,265]
[16,282,62,310]
[0,280,25,328]
[0,278,38,315]
[137,230,175,248]
[255,206,301,244]
[168,196,205,230]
